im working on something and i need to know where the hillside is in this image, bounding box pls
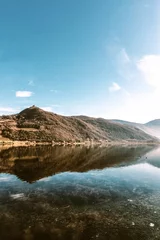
[145,119,160,127]
[144,119,160,139]
[0,106,158,144]
[111,119,160,139]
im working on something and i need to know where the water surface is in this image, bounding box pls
[0,145,160,240]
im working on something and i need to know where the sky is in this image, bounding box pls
[0,0,160,123]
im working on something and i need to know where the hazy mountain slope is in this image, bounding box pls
[110,119,141,127]
[146,119,160,127]
[144,119,160,139]
[75,116,157,141]
[111,119,160,139]
[0,106,158,143]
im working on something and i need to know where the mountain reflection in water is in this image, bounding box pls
[0,145,160,240]
[0,144,156,182]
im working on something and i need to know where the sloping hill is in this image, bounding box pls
[144,119,160,139]
[75,116,157,142]
[146,119,160,127]
[111,119,160,139]
[110,119,141,126]
[0,106,158,143]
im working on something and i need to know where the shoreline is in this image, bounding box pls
[0,139,159,148]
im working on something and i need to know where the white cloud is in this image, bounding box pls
[16,91,33,97]
[103,50,160,122]
[0,107,17,113]
[41,105,60,112]
[137,55,160,88]
[41,107,53,112]
[109,91,160,123]
[109,82,121,92]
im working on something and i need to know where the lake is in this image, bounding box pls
[0,144,160,240]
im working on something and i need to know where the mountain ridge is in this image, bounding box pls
[0,106,158,144]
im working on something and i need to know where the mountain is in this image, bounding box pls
[144,119,160,139]
[110,119,141,126]
[111,119,150,135]
[145,119,160,127]
[111,119,160,139]
[0,106,158,143]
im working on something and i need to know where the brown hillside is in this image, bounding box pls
[0,106,158,143]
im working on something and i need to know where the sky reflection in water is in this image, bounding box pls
[0,151,160,205]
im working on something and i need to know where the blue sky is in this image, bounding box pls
[0,0,159,122]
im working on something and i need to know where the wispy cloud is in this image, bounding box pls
[105,50,160,122]
[41,105,61,112]
[50,89,58,93]
[0,107,17,113]
[103,41,160,122]
[109,82,121,92]
[116,48,134,81]
[41,107,53,112]
[118,48,130,64]
[137,55,160,88]
[52,104,61,107]
[28,79,34,86]
[16,91,33,97]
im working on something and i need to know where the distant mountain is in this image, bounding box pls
[110,119,144,131]
[110,119,141,126]
[144,119,160,139]
[0,106,158,143]
[111,119,160,139]
[145,119,160,127]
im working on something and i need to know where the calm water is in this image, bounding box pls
[0,145,160,240]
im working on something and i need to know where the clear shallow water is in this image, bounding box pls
[0,145,160,240]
